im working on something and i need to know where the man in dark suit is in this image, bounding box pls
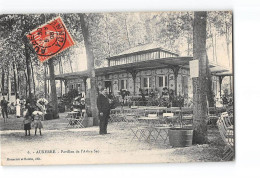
[1,97,9,119]
[97,88,111,135]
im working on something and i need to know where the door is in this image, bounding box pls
[105,81,112,95]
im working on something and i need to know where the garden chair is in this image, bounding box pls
[217,113,234,160]
[74,111,85,128]
[130,117,150,142]
[118,108,137,128]
[166,107,180,113]
[152,113,174,143]
[145,109,159,116]
[207,107,218,125]
[181,108,193,129]
[109,108,124,126]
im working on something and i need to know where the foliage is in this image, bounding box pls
[60,89,79,107]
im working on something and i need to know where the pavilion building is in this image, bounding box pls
[52,43,232,101]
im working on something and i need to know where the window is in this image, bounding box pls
[142,77,152,88]
[158,76,168,87]
[77,84,81,91]
[144,78,148,88]
[120,79,127,90]
[158,76,163,87]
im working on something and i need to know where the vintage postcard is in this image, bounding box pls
[0,11,234,166]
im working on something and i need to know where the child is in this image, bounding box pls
[23,115,32,136]
[33,112,43,136]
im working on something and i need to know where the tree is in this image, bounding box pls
[79,13,99,126]
[192,11,208,144]
[48,58,59,119]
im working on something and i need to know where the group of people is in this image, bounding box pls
[1,96,45,136]
[23,101,44,136]
[0,96,33,120]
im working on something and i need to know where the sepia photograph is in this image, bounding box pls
[0,11,234,166]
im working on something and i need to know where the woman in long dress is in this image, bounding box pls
[16,97,21,118]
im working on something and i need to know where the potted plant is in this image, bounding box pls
[168,128,193,147]
[85,107,93,127]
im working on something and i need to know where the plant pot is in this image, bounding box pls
[168,128,193,147]
[44,113,53,120]
[87,117,94,127]
[81,117,93,127]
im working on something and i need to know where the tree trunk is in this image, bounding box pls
[59,59,63,97]
[224,15,232,94]
[1,68,5,96]
[17,67,20,96]
[13,62,17,99]
[24,41,32,100]
[192,11,208,144]
[187,33,191,56]
[79,13,99,126]
[206,56,215,107]
[214,32,218,63]
[209,22,216,62]
[30,59,36,95]
[69,57,73,73]
[124,16,131,48]
[44,63,47,98]
[48,58,59,119]
[104,14,112,57]
[7,67,9,100]
[24,71,28,98]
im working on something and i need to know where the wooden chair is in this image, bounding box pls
[153,113,174,143]
[74,111,85,128]
[207,107,219,125]
[109,108,124,126]
[130,117,150,142]
[145,109,159,117]
[217,113,234,160]
[181,108,193,129]
[119,108,138,128]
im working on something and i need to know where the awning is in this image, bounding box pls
[95,57,192,75]
[49,70,90,80]
[49,57,232,80]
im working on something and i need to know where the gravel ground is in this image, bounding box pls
[0,114,227,166]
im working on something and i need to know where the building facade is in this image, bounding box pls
[57,43,222,101]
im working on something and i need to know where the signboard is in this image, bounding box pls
[189,60,199,78]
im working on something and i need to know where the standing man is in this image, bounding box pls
[97,88,110,135]
[1,97,9,121]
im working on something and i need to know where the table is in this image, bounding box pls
[138,116,160,125]
[66,111,84,128]
[136,116,162,143]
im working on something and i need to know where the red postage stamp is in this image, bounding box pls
[27,17,75,62]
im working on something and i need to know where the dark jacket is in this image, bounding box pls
[1,99,8,109]
[97,94,110,113]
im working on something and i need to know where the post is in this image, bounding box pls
[60,80,63,97]
[126,68,138,95]
[83,77,87,96]
[64,79,68,94]
[219,76,224,97]
[170,65,180,96]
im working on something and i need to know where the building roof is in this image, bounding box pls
[50,70,90,80]
[50,57,232,80]
[96,56,192,75]
[107,42,179,60]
